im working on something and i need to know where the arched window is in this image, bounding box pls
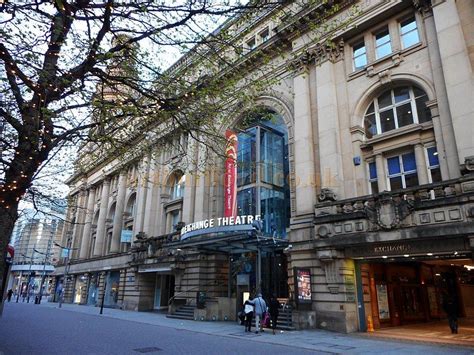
[126,193,136,217]
[171,173,185,200]
[236,110,290,238]
[364,86,431,138]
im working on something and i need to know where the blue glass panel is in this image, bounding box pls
[237,187,256,216]
[400,18,417,34]
[261,187,287,238]
[402,30,420,48]
[237,128,256,187]
[402,152,416,172]
[427,147,439,167]
[369,162,377,180]
[388,157,401,175]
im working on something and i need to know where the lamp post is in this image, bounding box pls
[57,231,74,309]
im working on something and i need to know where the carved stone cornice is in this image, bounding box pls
[290,39,345,75]
[413,0,432,14]
[308,39,344,65]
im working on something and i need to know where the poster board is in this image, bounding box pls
[295,268,312,304]
[376,284,390,320]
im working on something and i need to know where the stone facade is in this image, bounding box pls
[54,0,474,333]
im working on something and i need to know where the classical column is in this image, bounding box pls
[143,155,161,236]
[71,189,87,260]
[432,0,474,169]
[426,101,450,180]
[79,187,96,259]
[133,155,150,239]
[375,154,387,192]
[292,64,317,215]
[315,60,345,199]
[424,10,460,178]
[414,144,429,185]
[110,172,127,253]
[93,179,110,257]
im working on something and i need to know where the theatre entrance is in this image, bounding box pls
[230,250,289,312]
[356,253,474,330]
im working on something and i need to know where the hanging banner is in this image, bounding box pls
[224,130,238,218]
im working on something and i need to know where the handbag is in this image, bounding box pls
[262,311,270,327]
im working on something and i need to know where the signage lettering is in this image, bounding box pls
[373,244,410,254]
[181,215,261,236]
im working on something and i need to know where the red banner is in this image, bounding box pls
[224,130,238,218]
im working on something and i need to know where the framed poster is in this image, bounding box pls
[376,284,390,320]
[295,268,312,304]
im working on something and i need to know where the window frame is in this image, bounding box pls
[367,160,378,194]
[399,16,420,50]
[352,40,368,71]
[374,26,392,60]
[385,151,418,190]
[366,86,429,137]
[425,145,441,183]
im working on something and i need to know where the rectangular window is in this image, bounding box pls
[375,27,392,59]
[246,38,256,52]
[426,146,441,183]
[353,41,367,70]
[400,17,420,49]
[170,210,180,233]
[387,152,418,190]
[368,161,378,194]
[259,28,269,43]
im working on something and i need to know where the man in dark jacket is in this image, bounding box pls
[442,293,458,334]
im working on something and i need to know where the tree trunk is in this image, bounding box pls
[0,203,19,302]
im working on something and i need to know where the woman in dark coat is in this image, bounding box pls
[268,294,280,335]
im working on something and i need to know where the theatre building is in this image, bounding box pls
[54,0,474,334]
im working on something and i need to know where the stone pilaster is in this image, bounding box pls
[414,144,429,185]
[79,187,96,259]
[93,179,110,257]
[110,171,127,253]
[292,64,317,215]
[375,154,387,192]
[432,0,474,169]
[133,154,151,239]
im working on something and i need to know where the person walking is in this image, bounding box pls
[7,289,13,302]
[243,300,254,332]
[268,294,280,335]
[250,293,266,334]
[442,292,459,334]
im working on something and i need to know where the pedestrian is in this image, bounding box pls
[243,300,254,332]
[249,293,266,334]
[268,294,280,335]
[442,292,458,334]
[7,289,13,302]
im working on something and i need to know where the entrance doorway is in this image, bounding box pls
[358,254,474,330]
[230,251,288,314]
[154,274,175,310]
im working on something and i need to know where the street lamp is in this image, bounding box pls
[55,232,76,309]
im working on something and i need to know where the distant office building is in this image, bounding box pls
[9,200,66,299]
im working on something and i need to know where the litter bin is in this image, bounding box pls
[196,291,206,309]
[35,296,39,304]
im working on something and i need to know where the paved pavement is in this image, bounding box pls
[1,301,473,354]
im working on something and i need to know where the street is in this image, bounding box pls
[0,302,473,355]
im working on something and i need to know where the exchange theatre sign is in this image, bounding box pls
[345,237,469,258]
[180,215,261,236]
